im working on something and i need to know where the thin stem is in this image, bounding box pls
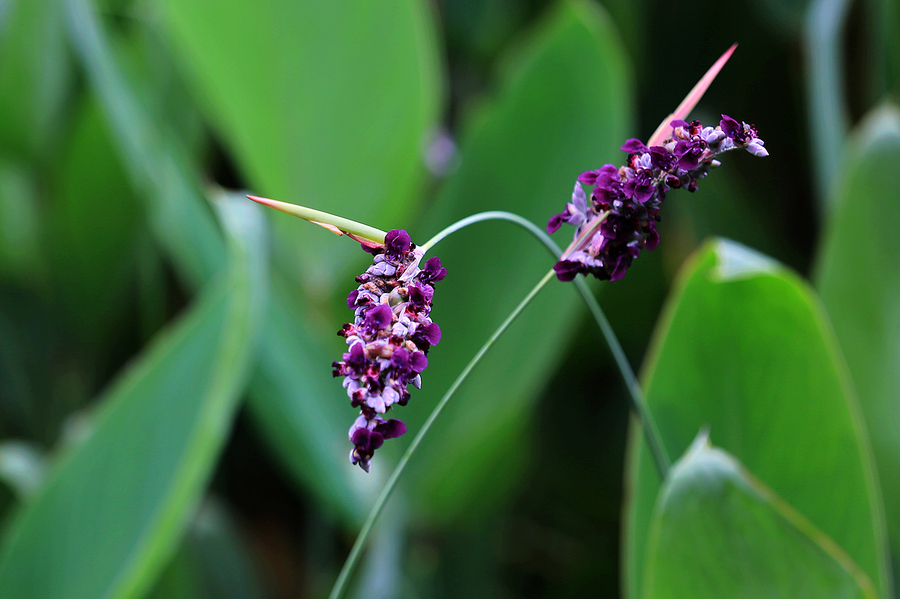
[424,211,670,474]
[328,268,557,599]
[329,210,671,598]
[571,279,671,475]
[420,210,546,253]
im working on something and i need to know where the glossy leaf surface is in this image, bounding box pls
[624,239,887,599]
[643,435,875,599]
[163,0,443,288]
[0,199,266,599]
[815,104,900,585]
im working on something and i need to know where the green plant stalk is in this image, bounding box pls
[328,267,556,599]
[329,211,671,599]
[425,211,669,476]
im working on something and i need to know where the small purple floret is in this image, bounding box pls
[621,138,649,154]
[419,257,447,284]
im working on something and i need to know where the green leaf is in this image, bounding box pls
[65,0,225,288]
[624,239,888,599]
[162,0,443,289]
[814,104,900,585]
[0,0,71,159]
[66,0,369,525]
[803,0,851,209]
[0,197,267,599]
[643,434,876,599]
[0,160,41,282]
[147,498,265,599]
[405,0,632,522]
[47,93,141,352]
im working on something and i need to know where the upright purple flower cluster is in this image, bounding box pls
[332,229,446,472]
[548,115,767,282]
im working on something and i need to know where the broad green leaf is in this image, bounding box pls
[162,0,443,290]
[643,434,876,599]
[624,239,888,599]
[47,94,141,353]
[814,104,900,585]
[147,498,265,599]
[65,0,224,288]
[405,0,632,522]
[0,160,41,282]
[0,0,71,160]
[65,0,368,524]
[0,441,45,500]
[0,197,267,599]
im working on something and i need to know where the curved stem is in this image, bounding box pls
[329,210,671,599]
[329,267,557,599]
[425,211,670,475]
[571,279,671,475]
[420,210,550,253]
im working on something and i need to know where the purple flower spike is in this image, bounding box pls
[548,114,767,282]
[334,229,445,472]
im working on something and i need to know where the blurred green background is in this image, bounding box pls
[0,0,898,597]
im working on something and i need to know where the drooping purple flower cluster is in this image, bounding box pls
[332,229,446,472]
[548,115,767,282]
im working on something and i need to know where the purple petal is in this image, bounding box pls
[644,224,660,251]
[553,260,583,282]
[409,351,428,373]
[421,322,441,345]
[384,229,412,259]
[391,347,410,370]
[346,289,359,309]
[578,170,601,185]
[418,257,447,284]
[547,212,567,234]
[595,164,621,190]
[720,114,741,140]
[649,146,676,171]
[620,138,649,154]
[350,427,371,448]
[365,303,393,330]
[375,419,407,440]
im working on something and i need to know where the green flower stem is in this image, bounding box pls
[423,211,670,476]
[328,267,556,599]
[571,279,671,477]
[329,210,670,599]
